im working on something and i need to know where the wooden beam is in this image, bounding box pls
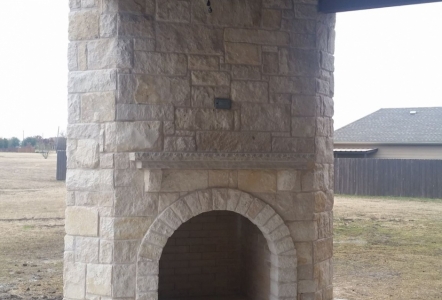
[318,0,442,13]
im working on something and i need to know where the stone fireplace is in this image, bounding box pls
[65,0,335,299]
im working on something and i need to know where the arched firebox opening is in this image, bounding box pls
[159,210,270,300]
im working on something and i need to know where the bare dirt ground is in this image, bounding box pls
[0,153,64,300]
[1,152,441,300]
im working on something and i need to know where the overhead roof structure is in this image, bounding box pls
[334,107,442,144]
[319,0,442,13]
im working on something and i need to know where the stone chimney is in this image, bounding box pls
[65,0,335,299]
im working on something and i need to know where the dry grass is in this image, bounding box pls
[1,153,442,299]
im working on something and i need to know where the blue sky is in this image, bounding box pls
[0,1,441,138]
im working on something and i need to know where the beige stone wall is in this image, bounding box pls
[65,0,335,299]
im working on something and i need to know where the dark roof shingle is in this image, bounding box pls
[334,107,442,144]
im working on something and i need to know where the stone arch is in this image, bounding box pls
[136,188,297,300]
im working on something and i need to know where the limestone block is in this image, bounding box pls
[65,207,99,236]
[157,0,190,23]
[263,0,293,9]
[262,9,282,29]
[138,261,159,276]
[225,28,289,45]
[116,104,173,121]
[134,52,187,75]
[171,199,193,222]
[281,18,316,35]
[100,153,114,169]
[68,139,99,169]
[209,170,237,188]
[160,170,208,192]
[278,192,315,221]
[114,217,153,240]
[289,32,316,49]
[191,86,230,108]
[81,0,97,8]
[298,279,317,293]
[68,94,80,124]
[156,23,223,54]
[270,252,297,269]
[191,0,261,27]
[238,170,277,193]
[279,48,319,76]
[314,259,331,288]
[158,192,180,213]
[115,188,158,217]
[114,169,143,187]
[188,55,219,70]
[138,243,162,261]
[288,221,318,242]
[100,13,117,38]
[254,205,276,227]
[212,189,228,210]
[225,42,261,65]
[196,132,271,152]
[164,137,196,152]
[272,282,297,297]
[69,11,99,40]
[241,103,290,131]
[65,235,75,251]
[316,117,333,137]
[316,137,334,164]
[145,231,168,247]
[68,70,117,93]
[297,264,314,280]
[271,267,296,282]
[175,108,233,131]
[134,75,190,105]
[314,238,333,262]
[296,242,313,266]
[191,71,230,86]
[231,65,261,80]
[67,124,100,140]
[270,76,315,95]
[75,237,99,263]
[100,240,113,264]
[231,81,268,103]
[321,52,334,72]
[263,52,279,74]
[262,214,284,234]
[149,220,174,237]
[69,0,81,9]
[159,208,182,230]
[134,38,155,51]
[112,264,136,297]
[105,121,162,152]
[68,43,78,71]
[183,193,203,216]
[63,262,86,299]
[246,198,265,220]
[163,121,175,135]
[235,193,254,215]
[198,190,213,212]
[88,38,133,69]
[86,264,112,296]
[277,170,301,191]
[145,170,162,192]
[137,275,159,292]
[272,137,315,153]
[66,192,76,207]
[118,0,146,12]
[118,14,154,38]
[292,95,318,117]
[66,169,114,191]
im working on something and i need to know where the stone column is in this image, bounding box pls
[65,0,335,299]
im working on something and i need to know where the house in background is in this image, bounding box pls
[334,107,442,159]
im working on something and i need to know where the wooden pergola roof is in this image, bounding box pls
[319,0,442,13]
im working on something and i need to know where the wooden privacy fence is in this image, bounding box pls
[334,158,442,199]
[56,150,67,181]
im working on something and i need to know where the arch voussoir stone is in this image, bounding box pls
[136,188,297,300]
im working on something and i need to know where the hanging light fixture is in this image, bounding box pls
[207,0,212,13]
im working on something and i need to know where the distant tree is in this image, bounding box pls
[8,137,20,148]
[0,138,5,149]
[22,136,38,147]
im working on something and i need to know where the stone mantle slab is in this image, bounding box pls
[129,152,315,170]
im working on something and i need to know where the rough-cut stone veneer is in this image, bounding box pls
[65,0,335,299]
